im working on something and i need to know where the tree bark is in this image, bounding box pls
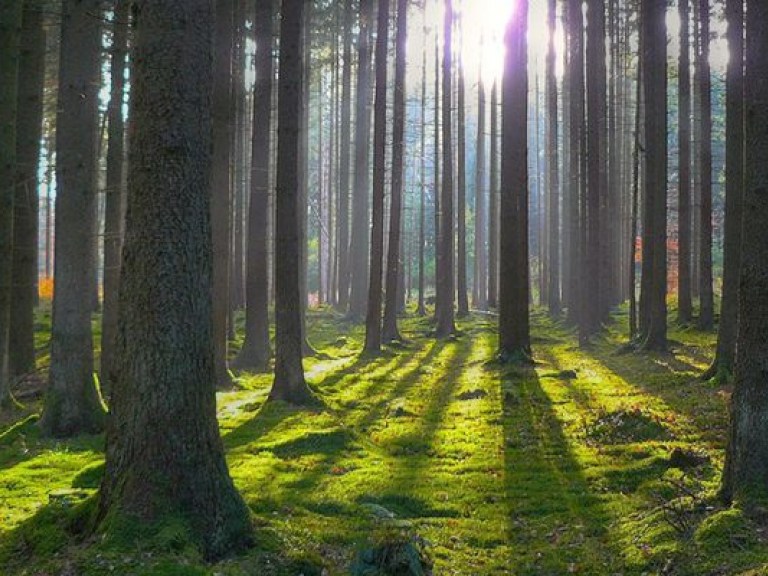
[96,0,252,557]
[234,0,273,372]
[456,50,469,317]
[488,80,499,309]
[498,0,531,361]
[40,0,106,435]
[546,0,561,316]
[473,64,487,311]
[678,0,693,324]
[721,0,768,503]
[336,0,353,311]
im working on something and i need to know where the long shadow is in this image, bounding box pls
[498,363,619,574]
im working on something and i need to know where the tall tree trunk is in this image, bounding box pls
[720,0,768,503]
[0,0,23,407]
[417,18,427,317]
[629,37,642,339]
[234,0,273,372]
[705,0,743,379]
[96,0,252,557]
[499,0,531,361]
[546,0,561,316]
[348,0,373,320]
[456,50,469,317]
[337,0,353,311]
[364,0,390,353]
[697,0,714,330]
[40,0,106,435]
[473,63,487,311]
[212,0,234,387]
[10,0,46,379]
[678,0,693,324]
[271,0,314,404]
[100,0,129,394]
[382,0,407,342]
[639,0,668,351]
[488,80,499,309]
[433,25,441,311]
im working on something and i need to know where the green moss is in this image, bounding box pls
[695,509,757,553]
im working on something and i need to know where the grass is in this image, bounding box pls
[1,304,767,574]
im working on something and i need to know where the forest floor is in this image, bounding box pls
[2,305,768,575]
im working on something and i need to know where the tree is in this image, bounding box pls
[336,0,353,311]
[435,0,455,338]
[0,0,23,408]
[697,0,714,330]
[271,0,314,404]
[364,0,390,353]
[677,0,693,324]
[382,0,408,342]
[488,79,499,309]
[100,0,130,393]
[95,0,252,557]
[234,0,273,372]
[546,0,560,316]
[638,0,668,352]
[704,0,744,380]
[348,0,374,320]
[498,0,531,361]
[456,41,469,317]
[473,56,487,311]
[39,0,106,436]
[720,0,768,503]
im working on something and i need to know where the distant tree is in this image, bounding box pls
[271,0,314,403]
[0,0,23,408]
[488,80,499,309]
[720,0,768,503]
[417,17,428,317]
[456,42,469,318]
[382,0,408,342]
[100,0,130,393]
[95,0,252,557]
[677,0,693,324]
[40,0,106,436]
[704,0,744,380]
[234,0,273,372]
[498,0,531,361]
[11,0,45,379]
[473,57,487,311]
[435,0,455,338]
[638,0,668,352]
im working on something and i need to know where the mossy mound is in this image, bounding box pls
[585,407,671,444]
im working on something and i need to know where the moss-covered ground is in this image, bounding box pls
[2,305,767,575]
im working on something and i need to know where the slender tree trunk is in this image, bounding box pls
[364,0,390,353]
[0,0,23,407]
[678,0,693,324]
[40,0,106,436]
[100,0,129,394]
[629,43,642,339]
[96,0,252,556]
[721,0,768,503]
[474,64,487,311]
[433,25,441,311]
[705,0,743,379]
[546,0,561,316]
[499,0,531,361]
[337,0,353,311]
[417,19,427,317]
[457,50,469,317]
[697,0,714,330]
[488,80,499,309]
[382,0,407,342]
[10,0,46,379]
[235,0,273,372]
[348,0,373,320]
[271,0,314,404]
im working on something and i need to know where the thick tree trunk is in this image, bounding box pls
[100,0,129,394]
[546,0,561,316]
[96,0,252,557]
[212,0,234,387]
[677,0,693,324]
[348,0,373,320]
[0,0,23,407]
[234,0,273,372]
[639,0,668,351]
[10,0,45,379]
[498,0,531,361]
[271,0,314,404]
[40,0,106,435]
[364,0,390,353]
[697,0,714,330]
[721,0,768,503]
[382,0,407,342]
[435,0,455,338]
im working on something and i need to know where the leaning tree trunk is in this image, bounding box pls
[363,0,390,353]
[271,0,314,404]
[0,0,23,408]
[704,0,744,380]
[100,0,130,394]
[40,0,106,436]
[10,0,45,379]
[96,0,252,558]
[234,0,273,372]
[498,0,531,362]
[382,0,407,343]
[720,0,768,503]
